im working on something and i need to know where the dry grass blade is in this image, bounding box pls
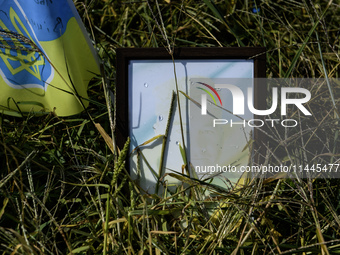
[0,150,36,189]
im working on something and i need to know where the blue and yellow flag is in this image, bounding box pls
[0,0,100,116]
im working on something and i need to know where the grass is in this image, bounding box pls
[1,0,340,254]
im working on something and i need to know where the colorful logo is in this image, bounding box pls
[196,82,222,106]
[196,81,222,115]
[0,2,54,90]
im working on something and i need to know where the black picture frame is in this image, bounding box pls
[116,47,266,190]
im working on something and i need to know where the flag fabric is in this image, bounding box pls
[0,0,100,116]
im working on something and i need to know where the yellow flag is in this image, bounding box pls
[0,0,100,116]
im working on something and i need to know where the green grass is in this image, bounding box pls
[1,0,340,254]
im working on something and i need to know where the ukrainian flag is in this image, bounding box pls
[0,0,100,116]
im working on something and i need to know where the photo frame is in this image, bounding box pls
[116,47,266,194]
